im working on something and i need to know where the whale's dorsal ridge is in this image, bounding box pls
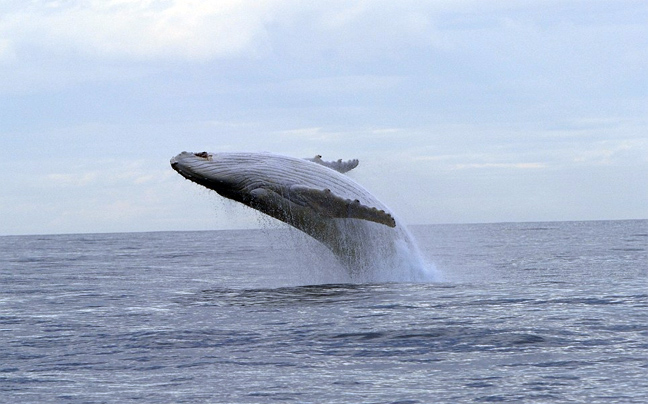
[287,184,396,228]
[306,155,359,173]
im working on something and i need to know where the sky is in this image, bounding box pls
[1,0,647,235]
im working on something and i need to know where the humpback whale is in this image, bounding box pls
[171,151,430,280]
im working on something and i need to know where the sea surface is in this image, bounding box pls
[1,220,647,403]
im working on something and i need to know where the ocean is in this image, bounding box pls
[1,220,647,403]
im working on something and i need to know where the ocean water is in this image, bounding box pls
[1,220,647,403]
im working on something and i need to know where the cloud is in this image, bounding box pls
[451,163,546,170]
[2,0,646,100]
[278,75,404,95]
[45,172,99,187]
[0,0,568,64]
[572,139,648,166]
[41,159,173,189]
[1,0,287,61]
[0,38,16,63]
[0,156,182,234]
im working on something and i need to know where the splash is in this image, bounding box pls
[336,218,440,284]
[258,211,439,285]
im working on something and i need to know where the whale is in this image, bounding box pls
[170,151,430,280]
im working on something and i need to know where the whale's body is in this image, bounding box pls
[171,151,430,280]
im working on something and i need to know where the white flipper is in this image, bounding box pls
[306,155,359,173]
[286,185,396,227]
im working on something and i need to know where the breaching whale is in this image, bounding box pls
[170,151,430,280]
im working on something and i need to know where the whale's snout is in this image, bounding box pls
[170,151,187,168]
[169,153,185,174]
[170,152,197,179]
[170,151,231,193]
[170,151,212,173]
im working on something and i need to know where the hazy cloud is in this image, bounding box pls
[1,0,286,60]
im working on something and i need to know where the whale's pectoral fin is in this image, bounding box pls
[305,155,359,173]
[287,185,396,228]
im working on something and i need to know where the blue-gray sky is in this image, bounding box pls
[1,0,647,235]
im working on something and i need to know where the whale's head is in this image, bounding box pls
[170,151,251,200]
